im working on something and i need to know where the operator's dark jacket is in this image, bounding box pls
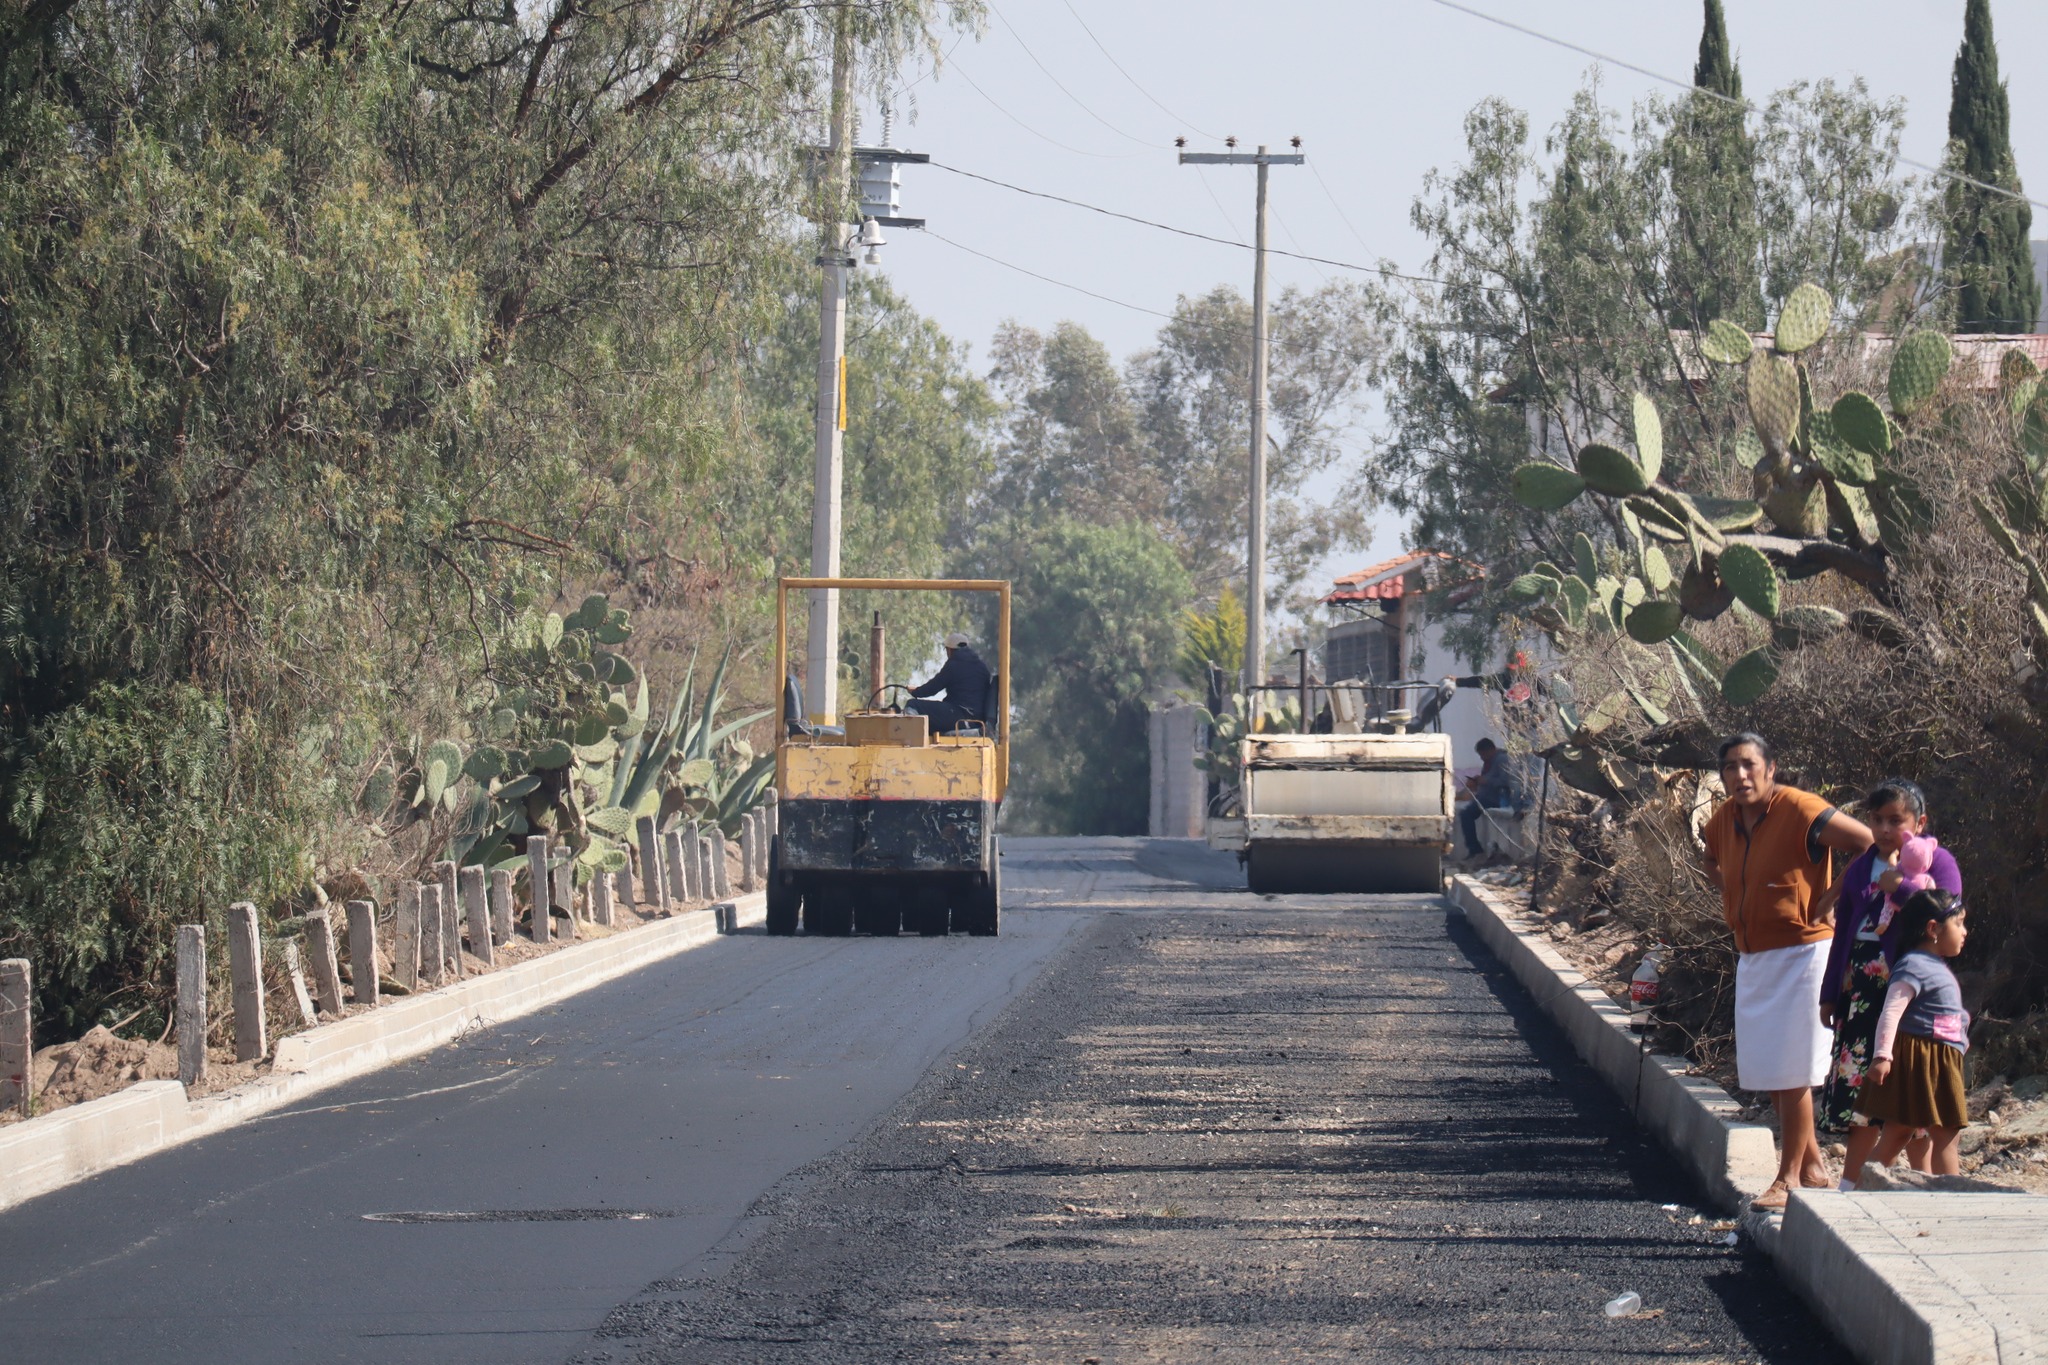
[911,645,991,716]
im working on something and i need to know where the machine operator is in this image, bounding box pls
[907,632,991,735]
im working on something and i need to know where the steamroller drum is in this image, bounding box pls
[852,882,901,937]
[907,883,950,937]
[960,839,1001,936]
[801,877,855,936]
[1244,845,1443,896]
[765,838,798,936]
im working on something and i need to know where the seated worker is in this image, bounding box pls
[907,632,991,735]
[1457,738,1524,858]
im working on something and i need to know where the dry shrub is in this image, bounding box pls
[1533,372,2048,1082]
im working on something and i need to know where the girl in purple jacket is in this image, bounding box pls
[1818,779,1961,1188]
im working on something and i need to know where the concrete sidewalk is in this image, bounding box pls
[1452,873,2048,1365]
[1780,1191,2048,1365]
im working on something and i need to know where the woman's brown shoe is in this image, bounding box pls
[1750,1181,1791,1212]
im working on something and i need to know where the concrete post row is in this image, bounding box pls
[0,958,29,1117]
[226,901,266,1063]
[418,882,444,987]
[435,861,462,979]
[636,816,667,912]
[551,862,576,941]
[591,871,614,928]
[665,827,690,903]
[392,883,421,991]
[527,835,552,945]
[460,866,493,968]
[711,831,731,900]
[488,870,514,946]
[282,942,318,1028]
[303,908,345,1017]
[344,900,379,1008]
[175,925,207,1087]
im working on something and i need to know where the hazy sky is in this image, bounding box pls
[851,0,2048,587]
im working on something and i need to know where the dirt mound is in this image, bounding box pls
[31,1026,179,1115]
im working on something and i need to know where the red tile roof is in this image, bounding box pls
[1324,551,1484,604]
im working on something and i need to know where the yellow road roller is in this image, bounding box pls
[768,577,1009,937]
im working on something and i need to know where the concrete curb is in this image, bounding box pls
[0,894,764,1214]
[1452,875,2048,1365]
[1448,875,1776,1211]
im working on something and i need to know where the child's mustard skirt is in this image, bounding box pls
[1856,1033,1968,1128]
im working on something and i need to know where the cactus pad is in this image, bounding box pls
[1572,532,1599,586]
[1625,599,1683,644]
[1771,605,1848,649]
[1692,496,1767,533]
[1748,352,1801,454]
[1627,495,1688,539]
[1721,647,1781,705]
[1826,481,1880,546]
[1830,391,1890,458]
[1733,427,1765,469]
[1760,479,1828,537]
[1508,573,1556,601]
[1700,318,1754,365]
[1641,543,1673,591]
[1576,442,1649,496]
[1888,331,1952,416]
[1717,542,1780,618]
[1511,462,1587,510]
[1632,393,1663,484]
[1774,283,1833,354]
[1558,576,1591,630]
[1813,440,1875,486]
[2001,345,2039,390]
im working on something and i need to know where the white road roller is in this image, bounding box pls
[1206,684,1455,894]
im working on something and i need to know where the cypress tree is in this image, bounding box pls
[1944,0,2039,333]
[1668,0,1763,331]
[1694,0,1739,99]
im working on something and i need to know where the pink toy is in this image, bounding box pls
[1876,834,1940,932]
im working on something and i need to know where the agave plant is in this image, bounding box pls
[359,595,774,882]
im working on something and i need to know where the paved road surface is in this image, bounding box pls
[0,839,1845,1362]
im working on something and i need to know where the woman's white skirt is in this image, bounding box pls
[1735,941,1832,1091]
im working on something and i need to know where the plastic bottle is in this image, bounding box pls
[1629,949,1662,1030]
[1604,1291,1643,1318]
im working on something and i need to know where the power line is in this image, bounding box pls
[1055,0,1223,141]
[921,228,1249,335]
[1427,0,2048,213]
[985,1,1159,147]
[1308,159,1383,264]
[927,160,1511,294]
[945,57,1146,160]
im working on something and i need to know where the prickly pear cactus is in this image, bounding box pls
[1502,285,1957,791]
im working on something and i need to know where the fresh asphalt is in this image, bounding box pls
[0,840,1846,1361]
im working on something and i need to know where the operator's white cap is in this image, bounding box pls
[943,632,972,649]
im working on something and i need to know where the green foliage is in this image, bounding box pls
[1175,587,1245,696]
[1943,0,2041,334]
[0,684,312,1041]
[981,518,1192,836]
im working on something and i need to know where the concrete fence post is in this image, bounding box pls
[552,863,578,941]
[592,871,615,927]
[740,814,759,893]
[344,901,379,1008]
[227,901,266,1062]
[699,831,721,901]
[393,883,421,992]
[527,835,552,945]
[488,870,514,946]
[460,866,493,968]
[0,958,29,1117]
[176,925,208,1086]
[661,827,686,903]
[436,862,463,978]
[617,851,636,911]
[712,831,733,899]
[636,817,667,912]
[304,908,345,1017]
[419,882,445,987]
[283,942,318,1027]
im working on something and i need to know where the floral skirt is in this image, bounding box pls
[1819,936,1889,1132]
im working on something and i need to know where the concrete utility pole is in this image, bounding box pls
[1178,141,1304,697]
[808,7,857,725]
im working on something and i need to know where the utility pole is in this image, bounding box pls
[1178,140,1303,697]
[807,8,857,725]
